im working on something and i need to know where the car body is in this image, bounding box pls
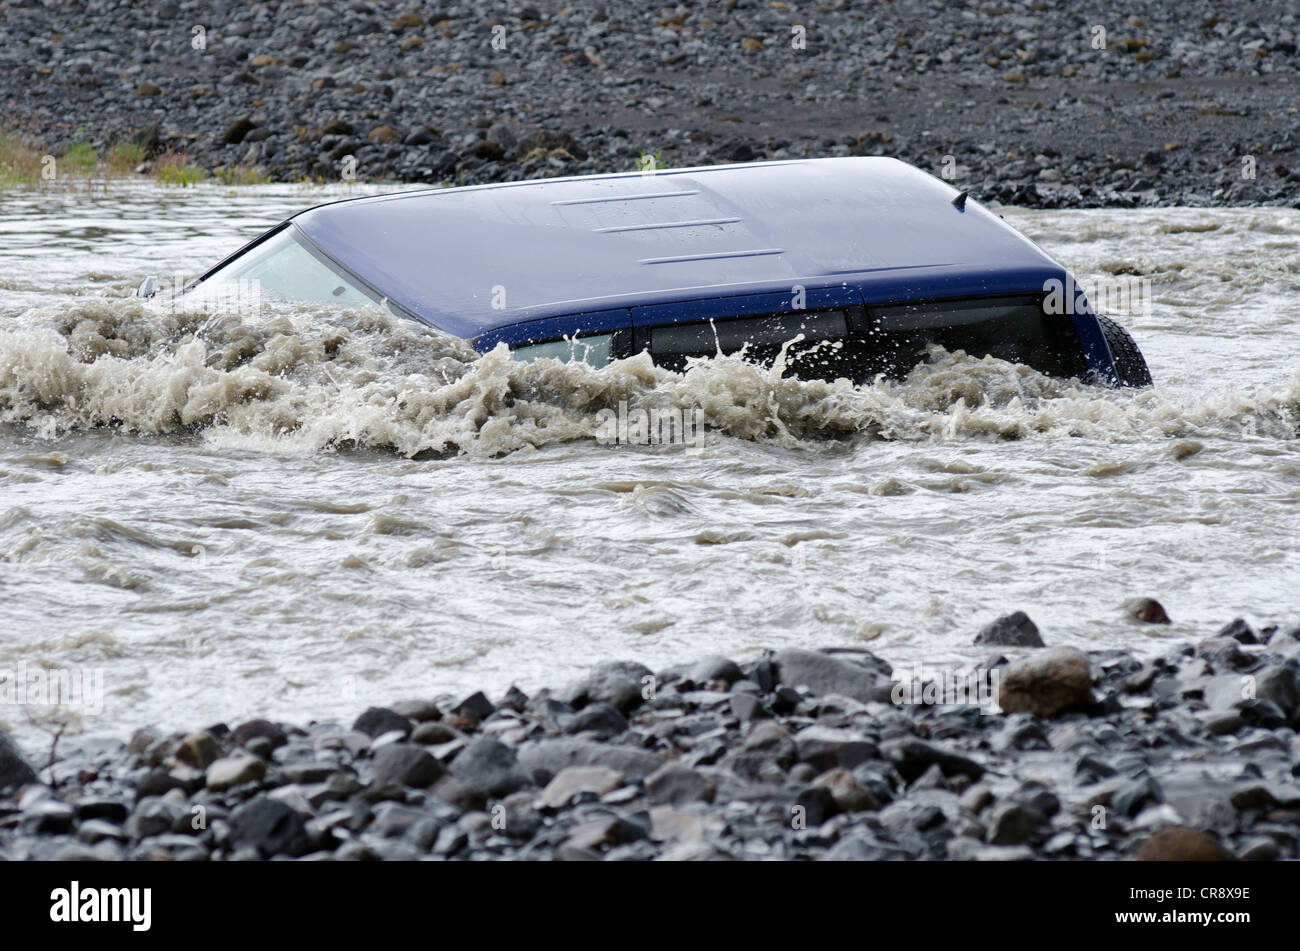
[181,157,1151,386]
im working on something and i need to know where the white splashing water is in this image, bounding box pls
[0,183,1297,745]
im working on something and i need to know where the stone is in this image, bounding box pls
[814,768,880,812]
[730,692,767,721]
[448,737,532,797]
[390,12,424,31]
[431,776,487,813]
[22,800,75,835]
[650,806,707,842]
[771,648,892,702]
[232,718,288,750]
[1113,775,1163,818]
[794,726,878,771]
[985,801,1048,844]
[539,766,624,808]
[229,795,309,857]
[998,647,1093,717]
[352,707,413,739]
[451,691,495,723]
[206,753,266,791]
[1238,838,1280,861]
[390,699,441,722]
[77,819,127,844]
[563,661,653,713]
[411,721,460,745]
[1218,617,1259,644]
[372,743,444,788]
[688,655,744,685]
[974,610,1044,647]
[740,721,796,768]
[0,728,38,791]
[125,797,184,839]
[563,702,628,739]
[1254,666,1300,718]
[1123,597,1171,623]
[173,732,222,769]
[75,798,129,823]
[517,740,664,783]
[881,738,985,782]
[645,763,715,806]
[1197,637,1248,669]
[566,816,647,851]
[1135,826,1235,861]
[795,784,840,825]
[223,118,255,145]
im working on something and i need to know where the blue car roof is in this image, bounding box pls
[291,157,1066,340]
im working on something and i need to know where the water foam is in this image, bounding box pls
[0,297,1296,457]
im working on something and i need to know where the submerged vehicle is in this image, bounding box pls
[161,157,1151,387]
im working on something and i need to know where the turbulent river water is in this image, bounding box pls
[0,182,1297,745]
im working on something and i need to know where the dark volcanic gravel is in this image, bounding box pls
[1,0,1298,207]
[3,612,1300,861]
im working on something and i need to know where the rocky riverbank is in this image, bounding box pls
[1,0,1298,207]
[2,608,1298,861]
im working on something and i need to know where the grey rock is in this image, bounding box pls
[882,738,985,782]
[645,762,716,806]
[1197,636,1250,669]
[1218,617,1259,644]
[563,702,628,739]
[229,795,309,857]
[985,801,1048,844]
[740,721,797,768]
[563,660,654,714]
[372,743,444,788]
[540,766,624,808]
[0,728,37,791]
[451,691,495,723]
[448,737,533,797]
[1113,775,1164,818]
[517,739,664,783]
[975,610,1045,647]
[206,753,266,791]
[352,707,413,739]
[794,726,878,771]
[771,648,893,702]
[232,718,288,750]
[688,655,744,685]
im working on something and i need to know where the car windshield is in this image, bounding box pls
[186,225,382,310]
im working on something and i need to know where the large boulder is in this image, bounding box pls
[1135,826,1235,861]
[998,647,1093,717]
[770,649,893,702]
[448,737,532,797]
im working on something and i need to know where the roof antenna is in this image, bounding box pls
[951,190,968,210]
